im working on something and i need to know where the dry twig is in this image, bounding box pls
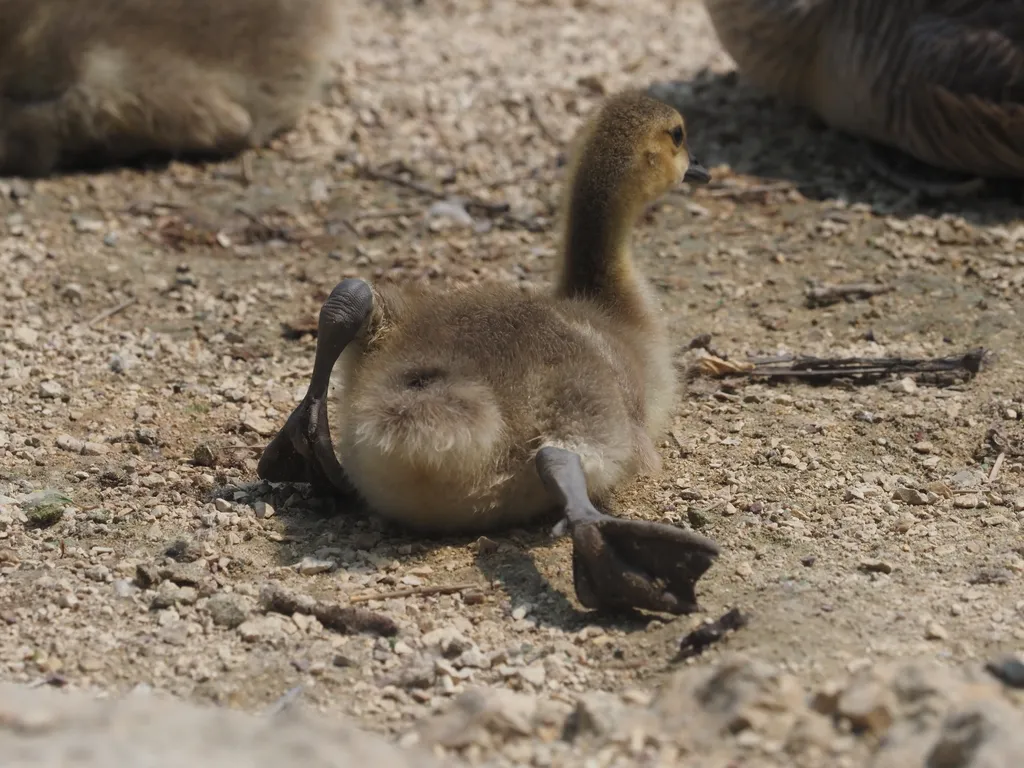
[805,282,893,308]
[124,200,186,214]
[675,607,750,661]
[260,582,397,636]
[352,207,424,221]
[693,348,986,385]
[704,181,798,199]
[234,206,297,242]
[526,94,561,145]
[240,154,254,186]
[86,298,138,328]
[989,452,1006,483]
[350,582,482,604]
[355,163,545,231]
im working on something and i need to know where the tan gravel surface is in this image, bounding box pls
[1,0,1022,766]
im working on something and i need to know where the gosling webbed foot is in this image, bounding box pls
[536,446,720,615]
[257,278,373,497]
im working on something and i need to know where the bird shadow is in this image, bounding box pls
[46,146,247,179]
[237,481,660,635]
[651,70,1024,225]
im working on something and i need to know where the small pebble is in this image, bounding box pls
[518,663,546,687]
[254,501,275,519]
[56,435,85,454]
[859,559,893,575]
[205,593,251,629]
[897,377,918,394]
[12,326,39,349]
[985,657,1024,689]
[39,380,64,399]
[241,414,275,437]
[296,557,336,576]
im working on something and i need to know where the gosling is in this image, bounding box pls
[258,91,720,616]
[0,0,340,177]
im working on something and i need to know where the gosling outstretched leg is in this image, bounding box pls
[257,278,373,496]
[535,446,719,615]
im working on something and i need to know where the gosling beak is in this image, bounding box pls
[683,156,711,184]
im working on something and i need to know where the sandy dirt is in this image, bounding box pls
[1,0,1022,765]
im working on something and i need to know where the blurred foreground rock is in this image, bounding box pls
[0,682,440,768]
[4,656,1023,768]
[411,655,1024,767]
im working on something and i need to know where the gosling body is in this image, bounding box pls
[257,91,719,615]
[333,284,669,532]
[703,0,1024,178]
[0,0,340,176]
[331,92,705,534]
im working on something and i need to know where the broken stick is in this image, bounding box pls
[692,348,986,385]
[259,582,397,636]
[349,582,483,604]
[354,163,544,231]
[675,607,750,661]
[805,282,893,308]
[86,297,138,328]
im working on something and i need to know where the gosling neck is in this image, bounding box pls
[554,168,650,322]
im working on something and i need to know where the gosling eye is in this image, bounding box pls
[668,125,684,148]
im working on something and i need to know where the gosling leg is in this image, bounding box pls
[257,278,373,496]
[535,446,720,615]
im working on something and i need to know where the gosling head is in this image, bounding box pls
[571,90,710,216]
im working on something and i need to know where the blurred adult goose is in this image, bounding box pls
[0,0,340,176]
[703,0,1024,184]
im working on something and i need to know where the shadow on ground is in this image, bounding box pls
[651,71,1024,225]
[241,481,658,634]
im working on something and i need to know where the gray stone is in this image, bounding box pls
[205,593,252,629]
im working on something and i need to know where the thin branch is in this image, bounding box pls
[86,298,137,328]
[358,165,445,200]
[526,94,560,145]
[124,200,187,214]
[240,154,255,187]
[705,181,798,199]
[355,164,545,231]
[349,582,482,604]
[806,282,893,308]
[675,607,750,661]
[353,207,424,221]
[693,348,987,384]
[989,452,1006,483]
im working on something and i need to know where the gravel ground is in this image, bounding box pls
[1,0,1023,766]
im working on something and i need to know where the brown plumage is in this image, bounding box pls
[0,0,340,176]
[330,91,707,534]
[703,0,1024,178]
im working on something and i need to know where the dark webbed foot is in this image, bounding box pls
[536,446,719,615]
[257,278,373,496]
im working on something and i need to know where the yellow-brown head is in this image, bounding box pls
[601,90,710,193]
[566,90,709,226]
